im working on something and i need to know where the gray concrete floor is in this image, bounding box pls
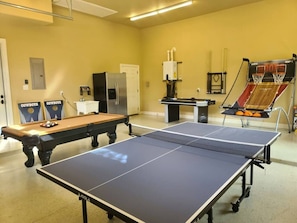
[1,114,297,223]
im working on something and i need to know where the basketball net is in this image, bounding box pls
[252,65,265,84]
[273,64,286,84]
[252,73,264,84]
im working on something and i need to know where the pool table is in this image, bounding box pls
[1,113,128,167]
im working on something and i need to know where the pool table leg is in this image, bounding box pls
[90,127,118,147]
[91,135,99,147]
[90,133,116,147]
[22,135,40,167]
[107,132,117,144]
[38,150,53,166]
[22,145,35,167]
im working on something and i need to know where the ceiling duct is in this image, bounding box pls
[0,0,72,20]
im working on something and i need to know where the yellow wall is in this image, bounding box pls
[1,0,297,125]
[140,0,297,124]
[0,6,141,123]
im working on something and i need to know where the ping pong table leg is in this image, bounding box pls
[81,198,88,223]
[207,208,213,223]
[250,163,254,185]
[264,145,271,164]
[231,171,251,212]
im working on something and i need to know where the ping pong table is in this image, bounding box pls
[37,122,280,223]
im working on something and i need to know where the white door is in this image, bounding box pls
[0,39,13,134]
[120,64,140,115]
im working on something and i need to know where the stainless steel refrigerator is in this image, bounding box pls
[93,72,127,115]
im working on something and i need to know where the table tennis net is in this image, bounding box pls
[129,124,264,159]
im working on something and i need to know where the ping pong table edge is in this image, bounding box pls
[36,168,142,223]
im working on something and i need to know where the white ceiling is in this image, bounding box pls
[53,0,262,28]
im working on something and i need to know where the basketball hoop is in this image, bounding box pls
[252,73,264,84]
[273,64,286,83]
[252,65,265,84]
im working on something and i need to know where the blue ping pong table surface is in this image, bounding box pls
[37,122,280,223]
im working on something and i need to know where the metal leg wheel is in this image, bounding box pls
[231,202,239,213]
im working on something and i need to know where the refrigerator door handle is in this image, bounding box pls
[115,82,119,105]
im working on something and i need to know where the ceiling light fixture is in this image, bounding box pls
[130,11,158,21]
[130,0,193,21]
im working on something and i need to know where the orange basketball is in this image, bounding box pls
[253,112,261,117]
[235,111,244,116]
[244,111,253,116]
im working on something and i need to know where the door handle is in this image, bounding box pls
[1,100,4,104]
[115,83,119,105]
[0,95,4,104]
